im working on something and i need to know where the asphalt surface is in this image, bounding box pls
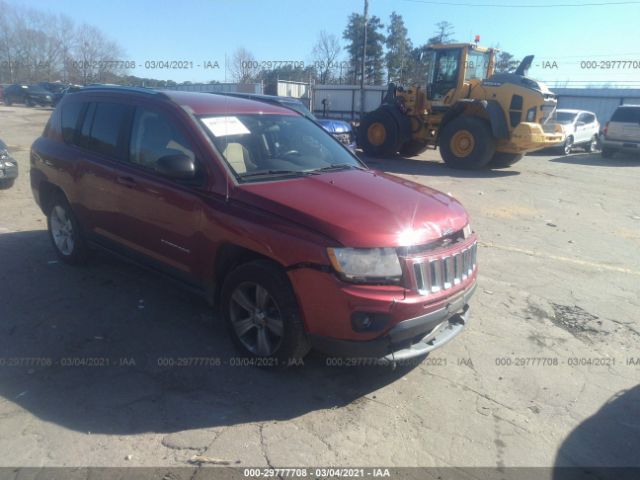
[0,104,638,472]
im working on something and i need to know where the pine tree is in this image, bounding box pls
[385,12,412,84]
[342,13,386,85]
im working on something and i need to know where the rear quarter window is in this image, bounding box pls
[611,108,640,123]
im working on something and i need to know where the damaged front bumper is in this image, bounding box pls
[308,282,476,364]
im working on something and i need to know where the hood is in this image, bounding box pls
[233,169,469,248]
[316,119,352,134]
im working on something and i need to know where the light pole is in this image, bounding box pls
[359,0,368,121]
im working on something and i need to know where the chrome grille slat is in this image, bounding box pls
[412,241,477,296]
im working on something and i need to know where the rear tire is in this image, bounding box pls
[221,260,310,364]
[4,97,12,106]
[585,135,599,153]
[439,116,496,169]
[489,152,524,168]
[399,140,429,157]
[358,109,401,157]
[601,147,616,158]
[46,194,88,265]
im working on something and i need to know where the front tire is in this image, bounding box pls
[358,109,401,157]
[560,136,574,155]
[221,260,310,363]
[439,116,496,169]
[47,195,88,264]
[489,152,524,168]
[0,178,15,190]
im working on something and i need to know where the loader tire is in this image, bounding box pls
[399,140,429,157]
[358,109,401,157]
[489,152,524,168]
[439,116,496,169]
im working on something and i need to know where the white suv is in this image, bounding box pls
[602,105,640,158]
[550,109,600,155]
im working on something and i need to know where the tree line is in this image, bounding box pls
[232,14,520,86]
[0,1,521,87]
[0,1,130,85]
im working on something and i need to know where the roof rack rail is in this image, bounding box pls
[81,85,169,99]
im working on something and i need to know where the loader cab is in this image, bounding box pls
[426,44,495,103]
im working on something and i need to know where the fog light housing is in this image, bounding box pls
[351,312,391,332]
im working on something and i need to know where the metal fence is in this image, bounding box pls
[554,88,640,124]
[312,85,388,120]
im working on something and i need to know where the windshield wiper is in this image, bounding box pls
[239,169,318,179]
[311,163,365,173]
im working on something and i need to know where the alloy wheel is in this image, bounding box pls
[229,281,284,356]
[50,205,75,256]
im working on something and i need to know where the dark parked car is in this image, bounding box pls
[3,84,53,107]
[30,86,477,363]
[52,85,83,106]
[0,139,18,189]
[216,92,357,152]
[38,82,69,94]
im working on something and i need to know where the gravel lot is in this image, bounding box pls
[0,104,638,472]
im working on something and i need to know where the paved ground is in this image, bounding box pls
[0,104,638,471]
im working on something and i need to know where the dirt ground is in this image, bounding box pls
[0,104,638,473]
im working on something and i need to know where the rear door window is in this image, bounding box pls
[86,102,133,159]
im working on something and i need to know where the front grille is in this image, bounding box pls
[413,242,477,295]
[333,132,352,145]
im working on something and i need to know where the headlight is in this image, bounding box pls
[327,247,402,283]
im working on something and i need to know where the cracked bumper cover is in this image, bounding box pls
[308,282,476,361]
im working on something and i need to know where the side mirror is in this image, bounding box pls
[156,154,196,180]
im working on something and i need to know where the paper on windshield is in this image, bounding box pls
[201,116,250,137]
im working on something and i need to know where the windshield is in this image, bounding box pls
[555,111,578,124]
[199,114,362,181]
[465,51,491,81]
[280,100,314,119]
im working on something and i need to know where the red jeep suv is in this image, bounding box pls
[30,86,478,364]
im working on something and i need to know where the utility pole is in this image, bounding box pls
[359,0,368,121]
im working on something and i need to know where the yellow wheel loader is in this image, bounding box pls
[358,43,565,169]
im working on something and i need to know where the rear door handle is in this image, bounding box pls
[116,176,137,188]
